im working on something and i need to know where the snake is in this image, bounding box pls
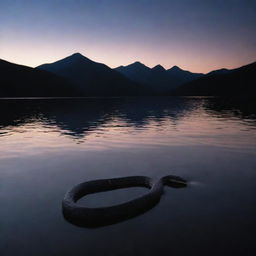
[62,175,187,227]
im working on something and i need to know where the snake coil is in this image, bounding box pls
[62,175,187,227]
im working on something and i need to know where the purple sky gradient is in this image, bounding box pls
[1,0,255,73]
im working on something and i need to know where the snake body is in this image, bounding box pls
[62,175,187,227]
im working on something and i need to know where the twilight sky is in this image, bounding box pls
[1,0,256,73]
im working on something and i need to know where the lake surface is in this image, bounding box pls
[1,97,256,256]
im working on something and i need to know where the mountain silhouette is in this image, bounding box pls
[167,65,203,85]
[205,68,231,76]
[115,62,203,93]
[115,62,152,86]
[0,59,80,97]
[38,53,147,96]
[173,61,256,96]
[1,54,255,97]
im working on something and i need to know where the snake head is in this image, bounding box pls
[163,175,187,188]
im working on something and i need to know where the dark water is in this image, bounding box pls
[1,97,256,256]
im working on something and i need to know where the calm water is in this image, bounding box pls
[1,97,256,256]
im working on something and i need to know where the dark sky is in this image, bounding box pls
[1,0,256,72]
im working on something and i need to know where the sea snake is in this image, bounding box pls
[62,175,187,227]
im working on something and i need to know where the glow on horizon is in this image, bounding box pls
[1,0,256,73]
[2,43,255,74]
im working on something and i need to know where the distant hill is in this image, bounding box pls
[173,61,256,96]
[38,53,147,96]
[115,62,151,86]
[166,65,203,87]
[2,53,255,98]
[0,59,79,97]
[205,68,231,77]
[115,62,203,93]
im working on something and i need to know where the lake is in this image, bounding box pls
[1,97,256,256]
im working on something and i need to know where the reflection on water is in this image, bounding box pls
[1,97,256,256]
[0,97,256,154]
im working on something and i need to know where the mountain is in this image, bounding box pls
[167,65,203,85]
[148,65,175,92]
[205,68,231,76]
[2,54,254,98]
[173,61,256,96]
[0,59,79,97]
[38,53,146,96]
[115,62,152,85]
[115,62,203,93]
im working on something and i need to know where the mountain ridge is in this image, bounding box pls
[38,53,147,96]
[115,61,203,93]
[173,61,256,96]
[1,53,255,97]
[0,58,80,97]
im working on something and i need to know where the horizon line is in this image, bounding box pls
[1,52,255,75]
